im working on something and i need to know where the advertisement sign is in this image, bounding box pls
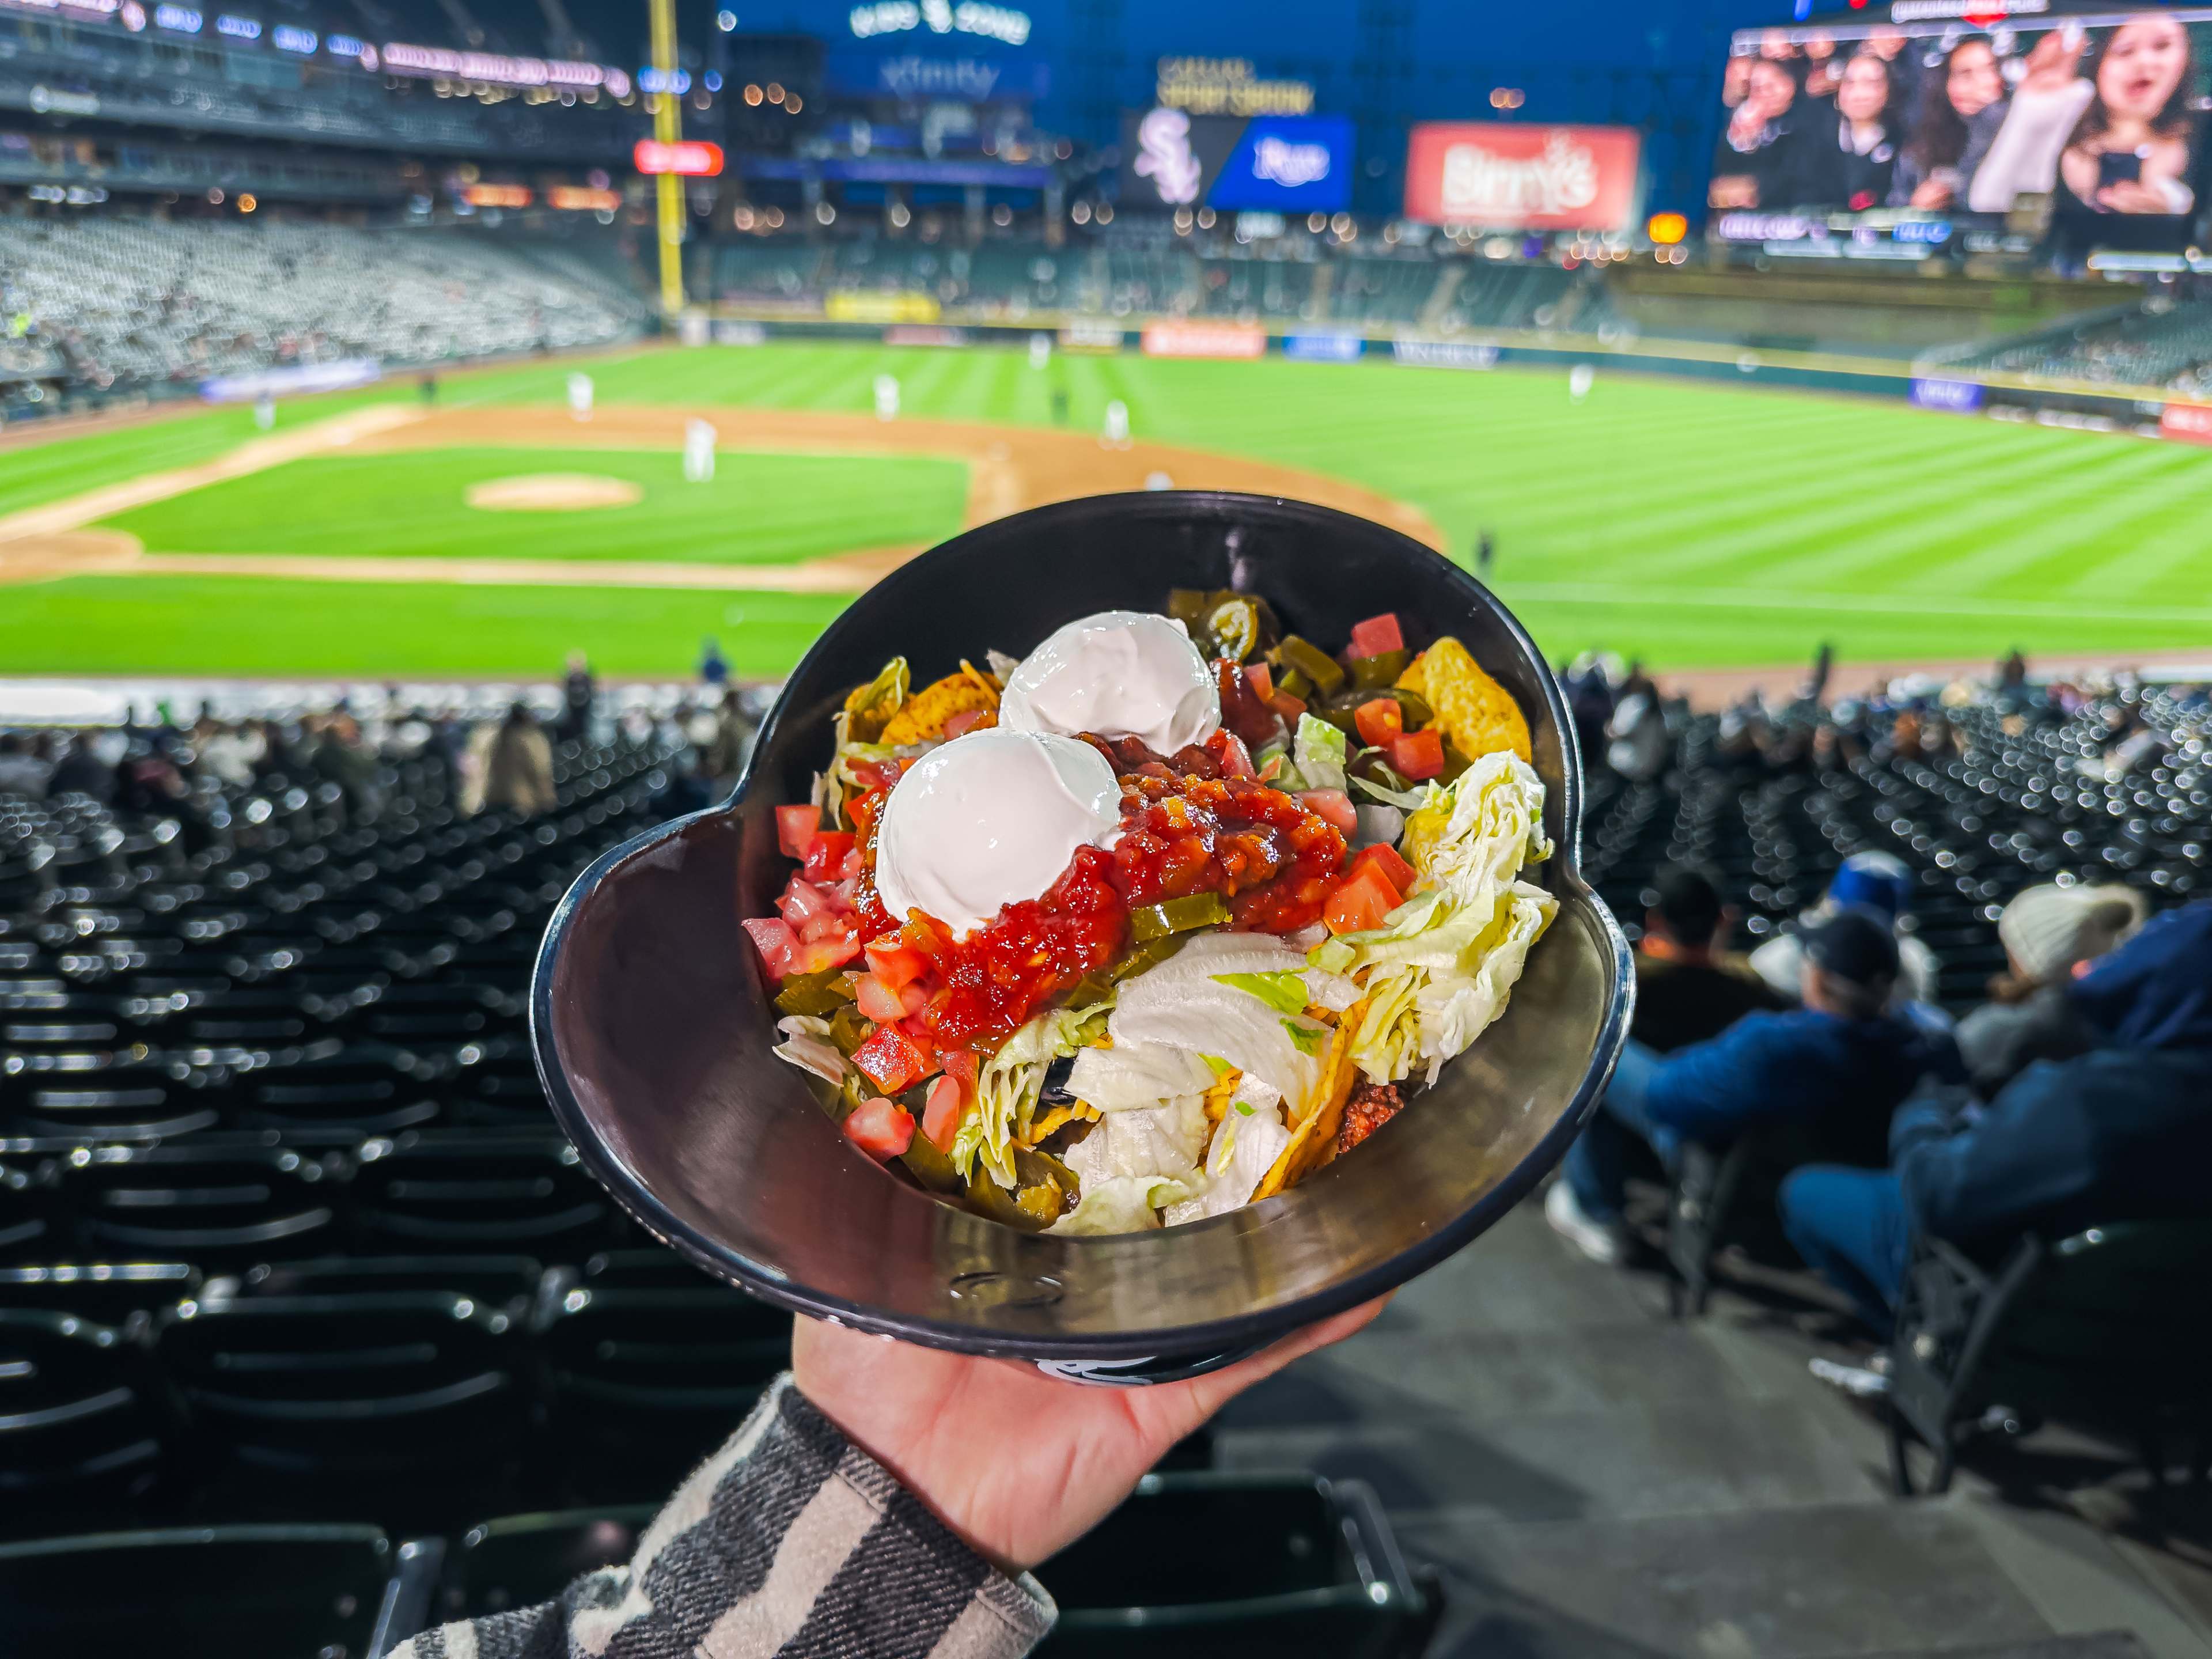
[714,320,768,346]
[1141,321,1267,359]
[1403,123,1642,230]
[1119,111,1352,213]
[1910,377,1984,413]
[1392,339,1499,370]
[1058,319,1125,352]
[463,183,531,208]
[825,291,941,324]
[2160,402,2212,444]
[884,325,969,347]
[547,186,622,211]
[634,139,724,177]
[1283,332,1364,363]
[826,52,1050,101]
[200,358,380,403]
[1154,56,1313,116]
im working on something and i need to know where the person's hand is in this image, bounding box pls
[792,1297,1388,1575]
[2097,179,2171,214]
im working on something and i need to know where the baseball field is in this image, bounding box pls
[7,339,2212,679]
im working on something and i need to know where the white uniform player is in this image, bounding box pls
[1102,399,1130,448]
[567,372,594,420]
[873,373,900,421]
[1569,363,1594,403]
[683,418,717,483]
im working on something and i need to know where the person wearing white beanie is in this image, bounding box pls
[1956,882,2151,1097]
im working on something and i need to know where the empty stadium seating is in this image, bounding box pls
[1933,297,2212,394]
[1,219,649,392]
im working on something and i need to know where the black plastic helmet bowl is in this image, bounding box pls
[532,493,1632,1383]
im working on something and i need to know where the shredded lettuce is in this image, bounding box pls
[1211,971,1310,1018]
[1290,713,1347,793]
[1048,1173,1192,1235]
[1312,751,1555,1084]
[1350,774,1437,810]
[1201,1054,1233,1078]
[771,1015,847,1086]
[1281,1016,1327,1055]
[960,1001,1112,1187]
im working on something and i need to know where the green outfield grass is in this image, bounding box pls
[97,448,968,565]
[7,340,2212,678]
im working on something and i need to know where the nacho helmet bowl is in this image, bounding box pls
[533,492,1631,1382]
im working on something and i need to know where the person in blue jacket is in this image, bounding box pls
[1779,897,2212,1332]
[1548,906,1957,1265]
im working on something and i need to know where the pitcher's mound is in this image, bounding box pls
[465,474,643,512]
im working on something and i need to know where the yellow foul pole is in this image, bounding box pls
[648,0,684,316]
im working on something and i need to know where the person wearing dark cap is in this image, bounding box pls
[1749,850,1942,1010]
[1549,905,1957,1265]
[1631,865,1790,1055]
[1781,897,2212,1332]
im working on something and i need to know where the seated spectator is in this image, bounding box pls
[0,732,52,799]
[703,686,753,793]
[1751,851,1941,1010]
[1781,899,2212,1332]
[560,650,596,744]
[1633,865,1790,1053]
[47,730,115,803]
[1549,907,1955,1265]
[1955,882,2147,1099]
[479,701,556,816]
[311,714,384,817]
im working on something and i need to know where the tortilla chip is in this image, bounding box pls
[1202,1069,1243,1124]
[880,668,1001,746]
[843,657,911,744]
[1027,1101,1098,1144]
[1401,637,1531,764]
[1254,1000,1366,1199]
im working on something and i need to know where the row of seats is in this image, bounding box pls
[3,1472,1441,1659]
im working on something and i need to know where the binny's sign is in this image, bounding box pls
[1403,123,1642,232]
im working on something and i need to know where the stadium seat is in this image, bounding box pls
[222,1254,544,1317]
[537,1285,790,1502]
[0,1524,431,1659]
[442,1505,657,1620]
[0,1157,66,1262]
[351,1132,622,1249]
[155,1291,528,1523]
[0,1262,200,1328]
[62,1143,344,1268]
[0,1310,161,1534]
[1031,1473,1440,1658]
[1887,1220,2212,1495]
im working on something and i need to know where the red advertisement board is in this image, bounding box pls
[2161,402,2212,445]
[1403,123,1641,231]
[634,139,724,177]
[1141,321,1267,359]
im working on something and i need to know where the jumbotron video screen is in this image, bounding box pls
[1711,6,2212,241]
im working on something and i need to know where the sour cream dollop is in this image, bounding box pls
[999,610,1221,754]
[874,729,1123,940]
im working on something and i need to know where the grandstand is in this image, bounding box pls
[1931,294,2212,396]
[1,220,648,400]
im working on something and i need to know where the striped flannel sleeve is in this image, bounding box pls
[390,1373,1057,1659]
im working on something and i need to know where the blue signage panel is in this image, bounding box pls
[1207,115,1352,212]
[1283,332,1363,363]
[1909,377,1984,413]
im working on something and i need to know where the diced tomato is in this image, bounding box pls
[827,876,860,912]
[1214,731,1256,779]
[1349,613,1404,658]
[899,982,929,1018]
[799,911,848,944]
[1325,861,1402,935]
[741,915,800,981]
[843,1096,915,1161]
[1243,661,1274,702]
[1298,788,1358,836]
[864,934,929,991]
[1351,842,1417,897]
[922,1075,965,1151]
[854,973,906,1024]
[778,878,832,930]
[802,831,855,883]
[1267,691,1308,724]
[1388,728,1445,782]
[942,707,990,740]
[794,932,863,975]
[853,1024,930,1096]
[940,1047,979,1091]
[777,804,821,861]
[847,759,903,793]
[1354,697,1404,747]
